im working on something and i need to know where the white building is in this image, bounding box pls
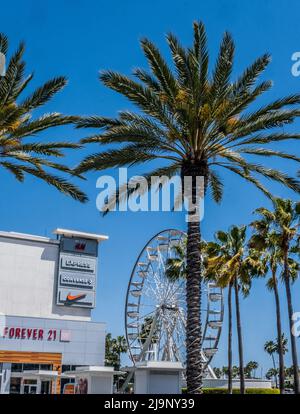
[0,228,109,394]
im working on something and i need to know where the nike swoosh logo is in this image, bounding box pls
[66,293,86,302]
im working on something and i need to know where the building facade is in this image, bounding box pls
[0,228,108,394]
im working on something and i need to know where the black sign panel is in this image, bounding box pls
[60,237,98,256]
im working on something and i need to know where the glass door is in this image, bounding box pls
[23,379,38,394]
[41,380,51,394]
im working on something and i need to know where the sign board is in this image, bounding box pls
[60,255,96,273]
[59,272,95,289]
[60,237,98,256]
[1,326,71,342]
[56,236,98,308]
[63,383,75,394]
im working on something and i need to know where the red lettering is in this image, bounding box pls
[3,326,57,341]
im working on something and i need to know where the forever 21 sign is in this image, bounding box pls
[2,327,58,341]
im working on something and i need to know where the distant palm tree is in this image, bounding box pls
[76,22,300,392]
[264,340,279,387]
[206,226,264,394]
[244,361,259,378]
[105,333,127,371]
[257,199,300,393]
[264,336,288,389]
[113,336,128,371]
[213,367,222,379]
[266,367,279,382]
[0,33,86,201]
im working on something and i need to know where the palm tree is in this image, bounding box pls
[244,361,259,378]
[266,367,279,383]
[76,22,300,393]
[250,217,286,393]
[105,333,127,370]
[213,367,222,378]
[255,199,300,393]
[205,233,234,394]
[264,340,279,387]
[113,336,128,371]
[0,33,86,201]
[206,226,264,394]
[264,336,288,389]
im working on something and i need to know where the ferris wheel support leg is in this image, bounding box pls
[121,311,160,393]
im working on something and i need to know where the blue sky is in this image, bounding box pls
[1,0,300,374]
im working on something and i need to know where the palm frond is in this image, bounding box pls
[208,170,224,203]
[21,77,67,110]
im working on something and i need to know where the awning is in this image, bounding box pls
[12,370,59,380]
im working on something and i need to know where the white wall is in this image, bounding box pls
[88,375,113,394]
[149,371,180,394]
[0,315,106,366]
[203,378,272,389]
[135,370,181,394]
[0,235,91,321]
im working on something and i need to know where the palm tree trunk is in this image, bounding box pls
[228,282,233,394]
[283,247,299,394]
[186,218,202,393]
[272,269,285,393]
[271,353,278,388]
[183,162,206,394]
[234,276,245,394]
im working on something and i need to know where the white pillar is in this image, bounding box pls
[134,361,184,394]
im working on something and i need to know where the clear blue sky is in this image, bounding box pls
[1,0,300,374]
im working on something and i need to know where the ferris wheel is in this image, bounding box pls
[124,229,224,379]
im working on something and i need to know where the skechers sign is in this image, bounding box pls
[56,236,98,308]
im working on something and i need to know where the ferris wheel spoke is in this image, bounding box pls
[164,279,185,303]
[135,308,157,322]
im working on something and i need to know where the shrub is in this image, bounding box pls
[182,388,279,394]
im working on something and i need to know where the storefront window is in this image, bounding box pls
[11,363,22,372]
[9,378,21,394]
[23,364,37,371]
[23,379,38,394]
[40,364,52,371]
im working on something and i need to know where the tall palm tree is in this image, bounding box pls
[0,33,86,201]
[76,22,300,392]
[205,232,234,394]
[250,215,286,393]
[206,226,264,394]
[254,199,300,393]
